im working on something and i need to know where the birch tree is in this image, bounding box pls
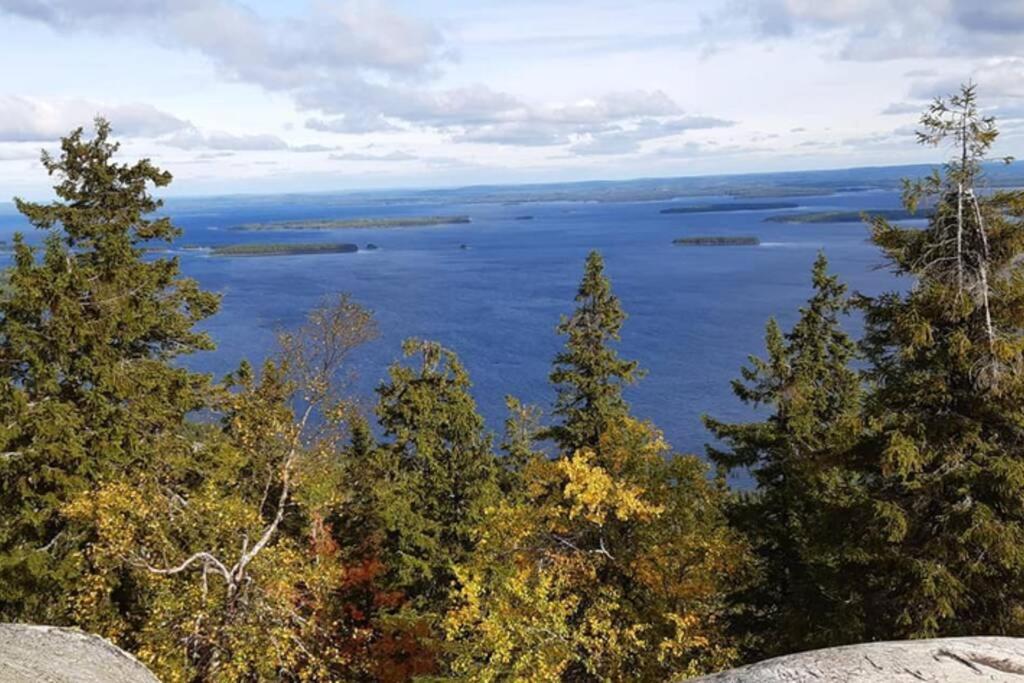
[65,296,382,680]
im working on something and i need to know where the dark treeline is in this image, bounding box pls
[2,85,1024,681]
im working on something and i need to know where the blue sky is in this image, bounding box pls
[1,0,1023,197]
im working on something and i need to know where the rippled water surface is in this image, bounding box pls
[0,188,914,455]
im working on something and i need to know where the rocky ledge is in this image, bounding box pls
[690,637,1024,682]
[0,623,158,683]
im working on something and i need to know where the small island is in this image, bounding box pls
[765,209,932,223]
[514,215,534,220]
[231,215,471,231]
[673,236,760,246]
[660,202,799,215]
[211,243,359,257]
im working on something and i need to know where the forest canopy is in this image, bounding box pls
[1,84,1024,681]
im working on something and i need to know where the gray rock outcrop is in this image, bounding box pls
[691,637,1024,682]
[0,623,159,683]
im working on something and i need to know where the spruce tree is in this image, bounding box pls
[855,84,1024,638]
[547,251,641,453]
[706,253,866,655]
[373,339,498,609]
[499,395,544,489]
[0,119,219,622]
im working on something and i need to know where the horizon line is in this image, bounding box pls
[2,158,1021,206]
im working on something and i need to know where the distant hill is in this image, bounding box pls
[151,161,1024,211]
[4,161,1021,221]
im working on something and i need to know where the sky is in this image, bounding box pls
[1,0,1024,197]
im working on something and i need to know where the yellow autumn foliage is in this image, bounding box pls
[61,356,376,682]
[560,448,664,525]
[445,416,751,681]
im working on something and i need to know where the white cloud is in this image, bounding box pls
[442,91,728,153]
[0,146,42,161]
[0,95,189,142]
[290,143,337,153]
[162,128,289,151]
[458,123,573,147]
[0,0,443,78]
[329,150,417,162]
[162,129,347,153]
[452,122,567,147]
[0,0,447,121]
[882,102,924,115]
[731,0,1024,61]
[296,80,524,126]
[536,91,681,124]
[0,1,732,157]
[299,82,717,155]
[905,60,1024,120]
[954,1,1024,36]
[6,1,1013,191]
[648,140,755,159]
[306,114,400,134]
[568,116,734,156]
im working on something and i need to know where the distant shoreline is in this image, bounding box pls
[673,236,760,246]
[6,162,1024,211]
[660,202,799,214]
[211,243,359,256]
[230,215,471,231]
[765,209,933,223]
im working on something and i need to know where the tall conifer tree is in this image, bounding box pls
[0,120,219,622]
[706,253,866,655]
[372,339,498,609]
[856,84,1024,638]
[547,251,641,453]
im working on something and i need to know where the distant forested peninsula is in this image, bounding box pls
[660,202,799,214]
[673,236,760,246]
[765,208,933,223]
[231,215,471,231]
[211,242,359,256]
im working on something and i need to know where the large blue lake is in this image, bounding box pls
[0,186,914,456]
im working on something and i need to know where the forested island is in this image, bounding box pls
[765,208,933,223]
[660,201,799,214]
[673,236,760,246]
[210,242,359,256]
[231,215,471,231]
